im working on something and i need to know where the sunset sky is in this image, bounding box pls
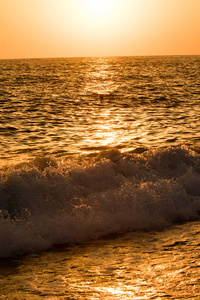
[1,0,200,59]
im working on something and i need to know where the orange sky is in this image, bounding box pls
[1,0,200,59]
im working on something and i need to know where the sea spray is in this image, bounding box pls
[0,146,200,258]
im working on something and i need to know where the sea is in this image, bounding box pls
[0,55,200,299]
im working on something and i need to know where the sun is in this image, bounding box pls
[66,0,123,55]
[85,0,113,16]
[73,0,120,38]
[84,0,115,17]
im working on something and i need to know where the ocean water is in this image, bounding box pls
[0,56,200,299]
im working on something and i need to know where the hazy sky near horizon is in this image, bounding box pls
[1,0,200,59]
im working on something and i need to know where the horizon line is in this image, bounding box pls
[0,53,200,61]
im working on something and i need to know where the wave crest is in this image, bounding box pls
[0,146,200,257]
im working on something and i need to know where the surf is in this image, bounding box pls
[0,146,200,258]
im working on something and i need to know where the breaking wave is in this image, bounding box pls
[1,146,200,258]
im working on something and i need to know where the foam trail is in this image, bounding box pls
[0,146,200,258]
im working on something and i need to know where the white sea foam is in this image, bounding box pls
[0,146,200,258]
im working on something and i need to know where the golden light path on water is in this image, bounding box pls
[80,58,152,153]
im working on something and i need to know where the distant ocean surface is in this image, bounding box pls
[0,56,200,299]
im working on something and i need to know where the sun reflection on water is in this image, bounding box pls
[83,57,118,96]
[94,286,135,298]
[94,122,117,146]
